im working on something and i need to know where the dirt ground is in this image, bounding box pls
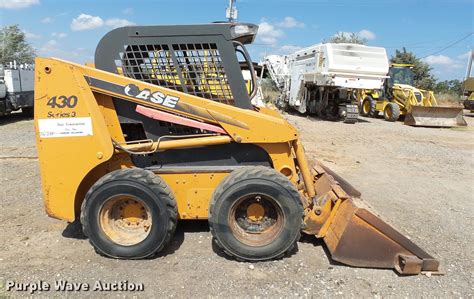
[1,111,473,298]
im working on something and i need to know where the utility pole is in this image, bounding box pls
[226,0,238,23]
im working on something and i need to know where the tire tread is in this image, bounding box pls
[384,102,401,122]
[80,168,177,259]
[209,166,303,261]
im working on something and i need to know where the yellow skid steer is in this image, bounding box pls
[34,23,440,275]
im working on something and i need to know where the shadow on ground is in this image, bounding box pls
[0,112,32,126]
[62,219,211,258]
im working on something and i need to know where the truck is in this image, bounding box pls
[261,43,389,123]
[0,62,35,116]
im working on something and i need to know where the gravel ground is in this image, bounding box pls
[0,111,473,298]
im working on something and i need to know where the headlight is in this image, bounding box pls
[230,23,258,43]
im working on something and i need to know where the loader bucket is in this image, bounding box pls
[404,106,467,127]
[323,198,440,274]
[308,163,441,275]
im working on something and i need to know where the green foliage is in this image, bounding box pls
[324,32,367,45]
[390,47,436,90]
[0,24,36,65]
[434,79,463,95]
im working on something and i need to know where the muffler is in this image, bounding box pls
[404,106,467,127]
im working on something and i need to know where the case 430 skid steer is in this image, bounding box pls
[34,23,440,275]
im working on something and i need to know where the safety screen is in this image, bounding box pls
[118,43,235,105]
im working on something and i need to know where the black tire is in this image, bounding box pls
[463,99,474,111]
[383,102,401,122]
[80,168,177,259]
[21,106,34,117]
[209,166,303,261]
[360,96,376,117]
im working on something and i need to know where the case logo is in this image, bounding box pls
[124,84,179,108]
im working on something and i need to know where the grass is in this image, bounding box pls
[435,92,463,107]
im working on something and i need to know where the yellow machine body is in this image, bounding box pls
[464,77,474,111]
[34,57,440,275]
[35,58,298,221]
[462,50,474,111]
[357,64,466,127]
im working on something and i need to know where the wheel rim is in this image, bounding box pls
[385,106,392,118]
[228,194,284,247]
[99,195,152,246]
[363,100,370,114]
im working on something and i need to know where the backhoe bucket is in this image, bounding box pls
[404,106,467,127]
[306,163,441,275]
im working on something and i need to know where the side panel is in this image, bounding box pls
[19,69,35,91]
[34,59,115,221]
[326,43,389,76]
[156,142,297,219]
[257,143,297,184]
[132,143,271,169]
[159,172,229,219]
[4,70,20,91]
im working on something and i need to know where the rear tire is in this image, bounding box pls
[209,166,303,261]
[384,102,400,122]
[360,96,376,117]
[80,168,177,259]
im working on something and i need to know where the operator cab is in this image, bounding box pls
[387,64,415,87]
[95,23,258,110]
[93,23,268,169]
[384,64,415,98]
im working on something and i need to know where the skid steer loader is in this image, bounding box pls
[357,64,466,127]
[34,23,440,275]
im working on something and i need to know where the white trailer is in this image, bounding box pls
[0,62,35,116]
[262,43,389,123]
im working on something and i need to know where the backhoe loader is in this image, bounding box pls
[462,50,474,111]
[34,23,440,275]
[357,64,466,127]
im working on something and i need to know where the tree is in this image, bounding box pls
[0,25,36,65]
[434,79,462,95]
[324,32,367,45]
[390,47,436,90]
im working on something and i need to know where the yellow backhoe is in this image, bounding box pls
[34,23,440,275]
[462,50,474,111]
[358,64,466,127]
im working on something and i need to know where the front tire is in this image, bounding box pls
[360,96,376,117]
[383,102,401,122]
[209,166,303,261]
[80,168,177,259]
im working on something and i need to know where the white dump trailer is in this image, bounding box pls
[0,62,35,116]
[262,43,389,123]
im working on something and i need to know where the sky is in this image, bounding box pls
[0,0,473,81]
